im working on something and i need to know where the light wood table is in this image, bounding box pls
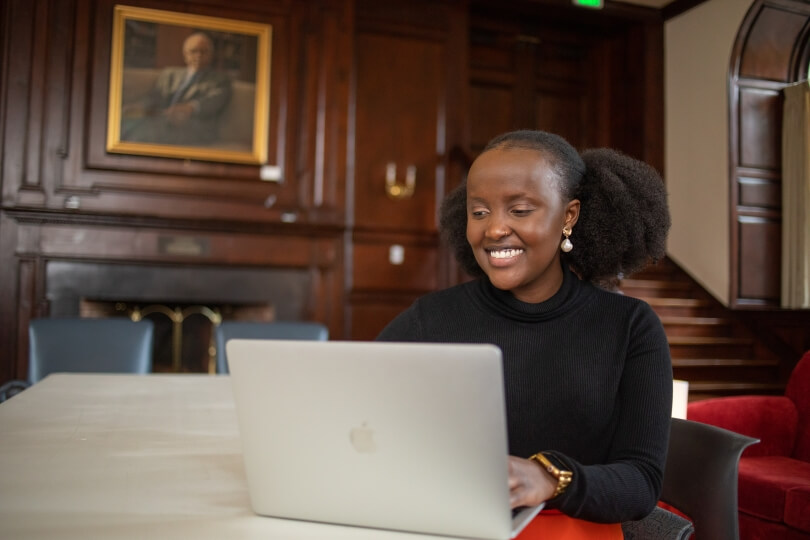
[0,374,452,539]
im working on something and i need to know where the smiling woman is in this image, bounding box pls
[377,130,672,532]
[442,130,670,291]
[465,145,581,303]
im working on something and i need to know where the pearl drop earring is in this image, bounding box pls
[561,226,573,253]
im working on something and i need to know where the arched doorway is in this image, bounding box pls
[728,0,810,308]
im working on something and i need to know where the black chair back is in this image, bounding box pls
[662,418,758,540]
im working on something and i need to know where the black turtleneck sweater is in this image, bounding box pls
[376,266,672,523]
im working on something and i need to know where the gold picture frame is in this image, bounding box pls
[106,5,271,165]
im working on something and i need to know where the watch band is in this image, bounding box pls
[529,452,573,498]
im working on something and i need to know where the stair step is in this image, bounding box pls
[624,257,786,398]
[668,336,755,359]
[659,316,732,325]
[659,316,734,337]
[671,357,779,368]
[644,298,716,318]
[687,381,786,401]
[646,298,709,306]
[620,279,691,288]
[619,279,693,298]
[627,261,683,280]
[672,356,780,382]
[668,336,753,346]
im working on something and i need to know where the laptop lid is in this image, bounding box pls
[227,339,543,540]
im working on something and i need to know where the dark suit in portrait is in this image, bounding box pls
[121,32,233,146]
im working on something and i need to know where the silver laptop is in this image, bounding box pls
[227,339,544,540]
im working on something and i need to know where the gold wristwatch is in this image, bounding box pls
[529,452,573,498]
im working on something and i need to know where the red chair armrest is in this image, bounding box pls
[687,396,797,456]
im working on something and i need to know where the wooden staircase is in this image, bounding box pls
[619,258,786,402]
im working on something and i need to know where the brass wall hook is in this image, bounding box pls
[385,162,415,199]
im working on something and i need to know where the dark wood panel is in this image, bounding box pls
[353,32,445,232]
[470,36,516,74]
[34,225,335,267]
[739,4,807,81]
[0,0,353,226]
[738,217,781,300]
[349,300,413,341]
[738,88,782,170]
[467,4,661,163]
[737,177,781,209]
[2,0,40,202]
[534,92,584,150]
[355,0,451,38]
[533,37,588,84]
[352,242,439,291]
[5,0,350,228]
[470,85,513,151]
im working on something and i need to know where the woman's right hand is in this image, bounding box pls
[508,455,556,509]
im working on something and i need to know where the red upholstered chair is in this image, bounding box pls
[687,350,810,540]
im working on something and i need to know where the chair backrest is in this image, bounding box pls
[662,418,759,540]
[215,320,329,374]
[28,318,154,383]
[785,350,810,461]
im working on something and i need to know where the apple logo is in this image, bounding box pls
[349,421,377,453]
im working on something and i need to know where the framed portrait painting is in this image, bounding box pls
[106,5,272,165]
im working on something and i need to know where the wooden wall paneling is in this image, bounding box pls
[0,0,351,380]
[738,176,781,209]
[532,73,588,150]
[467,6,663,161]
[469,84,514,151]
[584,19,663,167]
[469,21,517,152]
[0,215,21,381]
[0,0,355,228]
[20,0,77,207]
[727,0,810,308]
[738,4,806,81]
[587,36,612,150]
[602,26,642,159]
[351,241,439,292]
[308,245,345,340]
[13,258,38,381]
[33,223,327,266]
[288,0,352,216]
[738,216,781,301]
[347,0,464,339]
[730,83,784,306]
[641,21,665,172]
[531,30,591,149]
[349,294,419,341]
[310,0,352,215]
[352,32,444,232]
[440,2,470,289]
[60,0,314,225]
[2,0,41,205]
[738,87,782,170]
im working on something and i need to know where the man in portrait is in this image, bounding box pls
[121,32,233,146]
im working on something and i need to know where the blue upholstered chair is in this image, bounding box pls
[215,320,329,374]
[0,318,155,403]
[28,317,154,383]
